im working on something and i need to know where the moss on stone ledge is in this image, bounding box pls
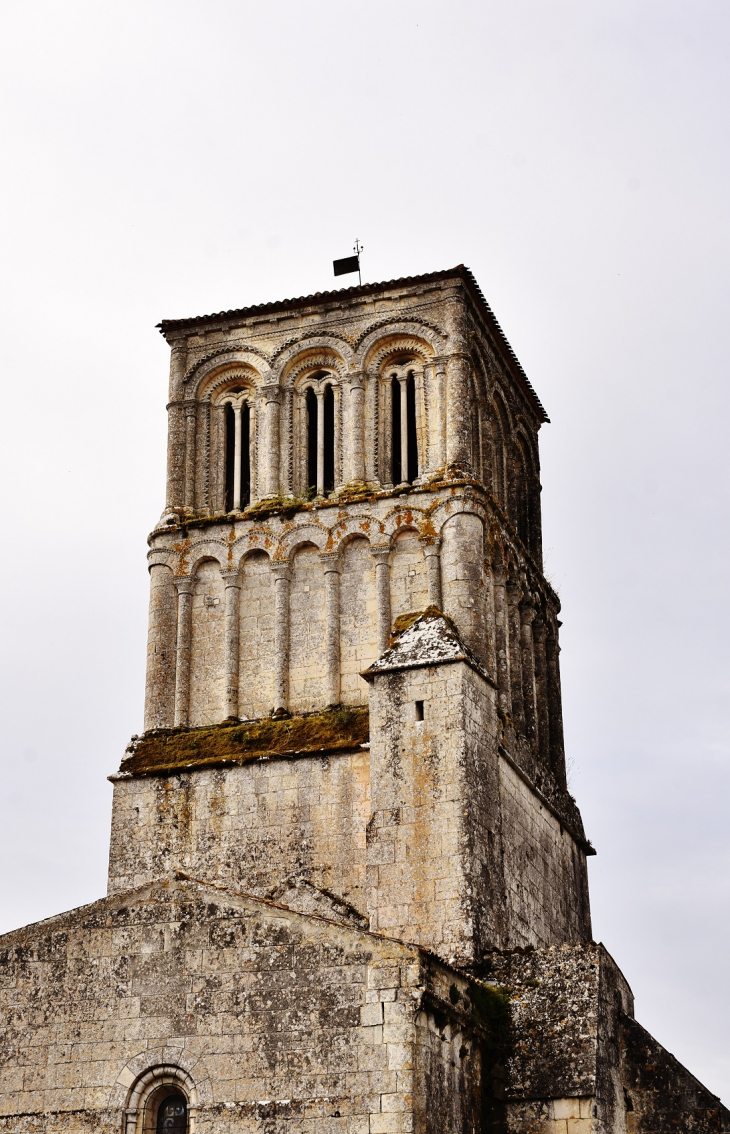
[119,705,369,778]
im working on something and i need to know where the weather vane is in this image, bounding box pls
[333,239,364,286]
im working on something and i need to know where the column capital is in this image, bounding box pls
[184,402,198,418]
[370,544,391,565]
[221,569,242,587]
[270,560,291,580]
[173,575,194,595]
[420,536,442,556]
[319,552,342,573]
[261,383,283,404]
[345,369,366,390]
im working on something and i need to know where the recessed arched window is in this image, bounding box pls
[305,374,336,496]
[390,367,419,485]
[306,387,318,493]
[224,397,251,511]
[156,1092,187,1134]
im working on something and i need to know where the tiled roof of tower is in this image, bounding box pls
[157,264,548,422]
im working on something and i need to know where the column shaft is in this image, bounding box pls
[173,579,194,727]
[507,581,525,733]
[436,361,447,468]
[371,547,392,655]
[321,554,342,706]
[422,539,442,608]
[492,564,512,716]
[184,406,197,509]
[520,601,539,747]
[349,375,365,482]
[223,572,241,719]
[271,564,290,712]
[445,353,472,469]
[533,616,550,764]
[546,622,567,787]
[262,386,281,497]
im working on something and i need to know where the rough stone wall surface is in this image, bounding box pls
[107,751,371,911]
[498,759,592,948]
[0,879,484,1134]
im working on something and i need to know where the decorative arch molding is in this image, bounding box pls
[355,322,446,371]
[328,513,386,551]
[354,317,447,359]
[180,543,228,576]
[231,529,276,562]
[514,425,537,473]
[381,505,432,541]
[147,549,176,570]
[491,386,514,434]
[279,521,330,559]
[274,336,353,382]
[285,350,347,390]
[270,329,355,368]
[428,494,488,535]
[109,1048,213,1113]
[200,365,261,405]
[184,350,270,399]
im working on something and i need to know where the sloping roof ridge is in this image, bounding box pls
[157,264,548,423]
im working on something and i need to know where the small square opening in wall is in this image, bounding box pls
[415,700,424,722]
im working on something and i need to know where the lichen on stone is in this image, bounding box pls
[119,705,369,777]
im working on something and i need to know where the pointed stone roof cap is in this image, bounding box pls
[362,608,495,686]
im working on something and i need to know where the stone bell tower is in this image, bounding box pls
[2,267,725,1134]
[108,264,594,967]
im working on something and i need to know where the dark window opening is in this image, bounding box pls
[224,403,235,511]
[391,375,401,484]
[224,402,251,511]
[406,372,418,482]
[157,1093,187,1134]
[415,700,424,721]
[240,402,251,508]
[306,387,318,493]
[323,385,335,494]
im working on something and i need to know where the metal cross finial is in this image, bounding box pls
[353,239,363,284]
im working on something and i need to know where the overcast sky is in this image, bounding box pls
[1,0,728,1104]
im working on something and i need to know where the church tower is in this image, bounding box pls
[109,265,592,967]
[1,267,727,1134]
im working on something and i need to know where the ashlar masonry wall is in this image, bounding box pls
[0,878,486,1134]
[108,749,371,913]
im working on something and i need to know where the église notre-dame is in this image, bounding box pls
[0,266,726,1133]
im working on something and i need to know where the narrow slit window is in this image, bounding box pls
[391,374,402,484]
[406,371,418,482]
[224,403,235,511]
[415,700,424,721]
[306,387,318,494]
[240,401,251,508]
[323,385,335,494]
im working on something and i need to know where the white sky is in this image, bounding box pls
[1,0,728,1103]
